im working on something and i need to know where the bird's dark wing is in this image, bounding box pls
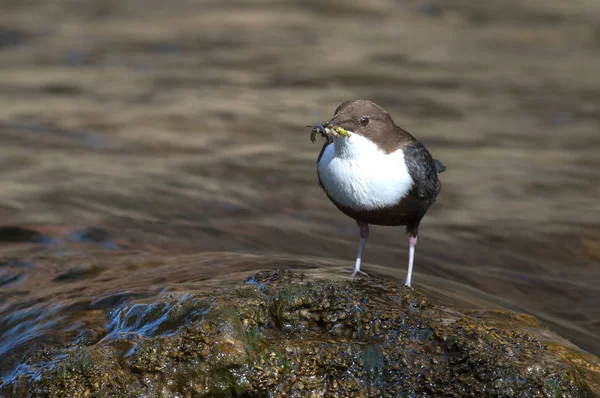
[402,143,441,200]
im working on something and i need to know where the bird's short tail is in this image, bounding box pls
[434,159,446,173]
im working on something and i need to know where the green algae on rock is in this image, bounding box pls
[2,270,599,397]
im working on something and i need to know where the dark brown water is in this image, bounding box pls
[0,0,599,377]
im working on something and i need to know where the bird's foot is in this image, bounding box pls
[348,269,369,278]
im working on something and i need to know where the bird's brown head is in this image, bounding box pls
[326,100,401,149]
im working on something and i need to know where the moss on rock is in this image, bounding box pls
[2,270,598,397]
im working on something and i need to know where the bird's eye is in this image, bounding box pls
[360,116,369,126]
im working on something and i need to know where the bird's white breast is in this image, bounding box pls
[317,134,413,211]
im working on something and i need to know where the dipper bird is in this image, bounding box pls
[311,99,446,286]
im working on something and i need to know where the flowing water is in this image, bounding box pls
[0,0,599,379]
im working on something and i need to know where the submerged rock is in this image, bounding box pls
[2,270,598,397]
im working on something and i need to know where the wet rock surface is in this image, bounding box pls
[2,270,598,397]
[0,0,600,358]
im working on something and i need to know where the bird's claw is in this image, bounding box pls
[349,269,370,278]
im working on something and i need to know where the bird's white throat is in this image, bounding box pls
[317,134,413,211]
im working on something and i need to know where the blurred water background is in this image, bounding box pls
[0,0,598,374]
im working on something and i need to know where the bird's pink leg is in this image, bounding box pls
[352,222,369,278]
[405,235,418,287]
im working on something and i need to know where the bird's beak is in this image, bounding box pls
[309,120,351,143]
[324,120,351,138]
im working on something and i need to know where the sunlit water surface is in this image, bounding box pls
[0,0,599,378]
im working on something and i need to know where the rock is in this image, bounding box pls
[2,270,598,397]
